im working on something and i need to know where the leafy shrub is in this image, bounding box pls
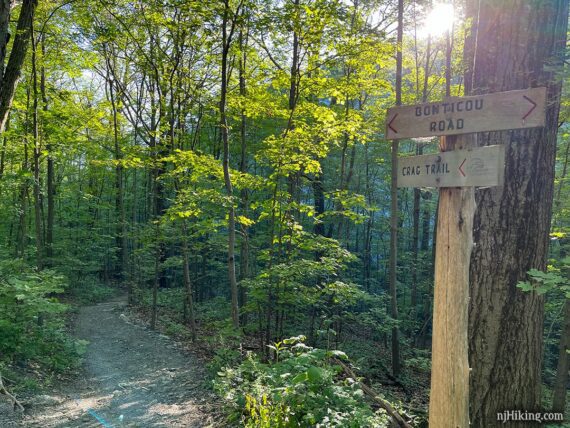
[208,347,242,378]
[214,336,390,427]
[517,263,570,297]
[0,259,84,371]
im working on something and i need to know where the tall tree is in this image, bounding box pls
[237,14,250,325]
[389,0,403,378]
[0,0,38,133]
[31,22,43,269]
[104,54,127,281]
[220,0,242,329]
[463,1,569,426]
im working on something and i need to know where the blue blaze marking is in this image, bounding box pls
[87,408,114,428]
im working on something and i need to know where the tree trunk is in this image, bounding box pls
[420,190,431,252]
[238,23,250,326]
[37,34,54,264]
[389,137,400,377]
[31,24,43,270]
[221,0,239,329]
[181,222,197,341]
[16,90,31,257]
[15,142,28,257]
[464,1,569,426]
[313,173,325,238]
[388,0,403,379]
[108,64,127,282]
[0,0,38,134]
[0,112,8,179]
[411,34,432,311]
[150,237,159,330]
[363,144,373,291]
[410,146,422,312]
[0,0,10,81]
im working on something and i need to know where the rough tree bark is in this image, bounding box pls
[0,0,10,80]
[463,1,569,426]
[0,0,38,133]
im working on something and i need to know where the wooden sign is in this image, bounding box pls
[386,87,546,140]
[397,145,505,188]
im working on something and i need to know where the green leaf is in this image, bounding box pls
[516,281,533,292]
[292,372,308,384]
[307,366,324,383]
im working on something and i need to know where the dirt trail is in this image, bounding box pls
[19,297,218,427]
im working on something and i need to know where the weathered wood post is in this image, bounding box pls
[429,134,473,427]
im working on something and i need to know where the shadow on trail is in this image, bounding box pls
[24,297,216,428]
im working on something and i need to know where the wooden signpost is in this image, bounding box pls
[386,87,546,140]
[397,145,505,188]
[386,88,546,428]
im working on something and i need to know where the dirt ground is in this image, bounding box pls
[2,297,219,427]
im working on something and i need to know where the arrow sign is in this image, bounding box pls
[522,95,537,120]
[397,145,505,188]
[388,113,398,134]
[458,158,467,177]
[386,87,546,140]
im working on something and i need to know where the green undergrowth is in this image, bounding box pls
[130,289,416,427]
[0,259,88,389]
[213,335,393,427]
[0,258,123,393]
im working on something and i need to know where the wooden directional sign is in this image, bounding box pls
[397,145,505,188]
[386,87,546,140]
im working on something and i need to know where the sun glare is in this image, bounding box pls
[421,3,455,38]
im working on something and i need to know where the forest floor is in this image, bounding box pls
[2,296,220,427]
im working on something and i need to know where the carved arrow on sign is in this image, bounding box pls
[458,158,467,177]
[522,95,537,121]
[388,114,398,134]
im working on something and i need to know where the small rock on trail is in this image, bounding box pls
[21,297,218,427]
